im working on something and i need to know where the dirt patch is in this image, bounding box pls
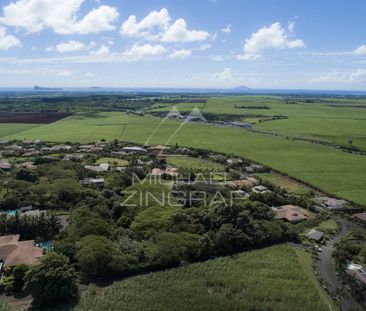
[0,112,72,124]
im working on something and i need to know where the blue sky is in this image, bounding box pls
[0,0,365,89]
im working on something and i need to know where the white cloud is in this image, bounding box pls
[121,8,170,40]
[221,24,231,34]
[311,68,366,84]
[84,72,95,77]
[120,8,209,42]
[57,70,73,76]
[0,0,119,34]
[354,45,366,56]
[197,44,211,51]
[90,44,110,56]
[288,21,295,33]
[0,26,21,50]
[56,40,85,53]
[122,43,167,61]
[238,22,305,60]
[211,67,233,81]
[169,49,191,59]
[162,19,209,42]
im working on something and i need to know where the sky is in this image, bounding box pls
[0,0,366,89]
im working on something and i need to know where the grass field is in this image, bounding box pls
[2,112,366,206]
[69,245,336,311]
[0,123,40,138]
[165,156,224,171]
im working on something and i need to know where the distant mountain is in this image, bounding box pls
[34,85,63,91]
[232,85,253,93]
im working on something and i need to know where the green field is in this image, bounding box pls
[0,123,40,138]
[70,245,336,311]
[152,96,366,151]
[2,111,366,206]
[165,156,224,171]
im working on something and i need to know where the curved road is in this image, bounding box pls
[317,218,364,310]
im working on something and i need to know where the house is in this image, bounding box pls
[0,161,12,171]
[80,178,105,189]
[0,235,43,269]
[85,163,110,172]
[306,229,324,242]
[272,205,308,223]
[122,146,146,154]
[252,185,270,194]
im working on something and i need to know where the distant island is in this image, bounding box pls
[34,85,64,91]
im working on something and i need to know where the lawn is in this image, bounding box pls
[96,157,129,166]
[316,220,339,234]
[70,245,335,311]
[3,112,366,206]
[165,155,224,171]
[255,171,313,195]
[0,123,40,139]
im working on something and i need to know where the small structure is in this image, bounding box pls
[306,229,324,242]
[272,205,308,223]
[0,235,43,269]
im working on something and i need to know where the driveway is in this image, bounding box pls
[316,218,363,310]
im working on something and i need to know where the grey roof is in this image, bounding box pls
[306,229,324,241]
[354,212,366,222]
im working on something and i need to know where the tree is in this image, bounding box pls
[12,264,29,293]
[25,252,78,308]
[76,235,129,280]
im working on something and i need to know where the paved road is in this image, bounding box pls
[317,218,364,311]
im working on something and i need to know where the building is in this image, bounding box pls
[272,205,308,223]
[0,235,43,269]
[305,229,324,242]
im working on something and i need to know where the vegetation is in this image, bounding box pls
[25,252,79,308]
[70,245,333,311]
[3,111,365,205]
